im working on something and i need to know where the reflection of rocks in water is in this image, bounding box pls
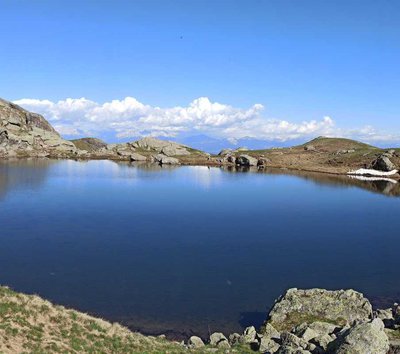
[222,165,258,173]
[221,166,400,197]
[116,160,180,173]
[0,158,55,199]
[132,161,179,172]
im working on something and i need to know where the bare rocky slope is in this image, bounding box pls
[0,98,77,158]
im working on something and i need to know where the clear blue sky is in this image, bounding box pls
[1,0,399,147]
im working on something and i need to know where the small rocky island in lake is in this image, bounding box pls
[0,285,399,353]
[1,97,399,179]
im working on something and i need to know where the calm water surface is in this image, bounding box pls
[0,159,399,337]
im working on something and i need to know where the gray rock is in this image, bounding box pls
[161,145,190,156]
[116,149,133,157]
[257,157,271,167]
[310,334,334,350]
[393,303,400,320]
[383,149,396,157]
[259,336,280,353]
[261,323,281,339]
[236,154,258,166]
[375,308,395,328]
[304,145,316,151]
[336,149,355,155]
[130,152,147,161]
[307,321,339,336]
[243,326,257,344]
[225,155,236,163]
[209,332,230,348]
[298,327,318,342]
[228,332,241,345]
[188,336,205,348]
[132,137,190,156]
[265,288,372,331]
[370,155,397,171]
[154,154,180,165]
[389,339,400,354]
[280,332,308,350]
[330,318,389,354]
[293,321,338,340]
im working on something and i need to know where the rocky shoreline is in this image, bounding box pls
[183,288,400,354]
[1,286,399,353]
[1,97,399,179]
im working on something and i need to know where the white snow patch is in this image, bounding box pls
[347,168,399,177]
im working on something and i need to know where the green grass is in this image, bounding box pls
[0,285,261,353]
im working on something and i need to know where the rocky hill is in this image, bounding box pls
[219,137,400,176]
[0,98,77,158]
[87,136,211,165]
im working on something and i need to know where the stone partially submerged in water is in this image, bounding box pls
[236,154,258,167]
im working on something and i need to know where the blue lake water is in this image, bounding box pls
[0,159,399,337]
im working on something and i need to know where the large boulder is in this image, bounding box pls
[264,288,373,332]
[223,154,236,164]
[130,152,147,162]
[236,154,258,166]
[242,326,257,344]
[259,336,280,353]
[330,318,389,354]
[370,155,397,172]
[154,154,180,165]
[0,98,77,158]
[209,332,230,348]
[187,336,205,348]
[304,145,316,151]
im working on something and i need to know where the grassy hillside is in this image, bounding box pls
[300,136,379,152]
[0,286,185,353]
[0,286,255,354]
[70,138,108,152]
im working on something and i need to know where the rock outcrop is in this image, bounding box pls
[209,332,230,348]
[236,154,258,166]
[88,137,205,164]
[264,288,373,332]
[132,137,191,156]
[0,98,77,158]
[371,154,397,172]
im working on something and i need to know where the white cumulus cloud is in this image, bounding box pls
[13,96,399,145]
